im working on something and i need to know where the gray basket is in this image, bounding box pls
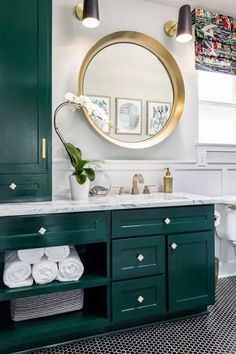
[10,289,84,322]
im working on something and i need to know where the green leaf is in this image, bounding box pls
[75,147,82,158]
[84,168,95,181]
[75,174,87,184]
[65,143,82,169]
[76,160,91,170]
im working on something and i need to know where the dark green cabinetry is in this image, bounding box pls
[112,275,166,322]
[168,231,215,312]
[112,236,165,280]
[0,205,215,353]
[0,0,52,202]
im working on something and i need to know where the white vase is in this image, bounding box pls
[69,176,90,200]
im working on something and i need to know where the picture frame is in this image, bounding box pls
[88,95,111,133]
[116,98,142,135]
[147,101,171,135]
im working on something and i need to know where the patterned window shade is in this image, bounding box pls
[194,8,236,75]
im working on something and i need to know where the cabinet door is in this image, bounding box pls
[0,0,52,202]
[168,231,215,312]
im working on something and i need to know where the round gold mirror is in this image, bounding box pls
[79,31,185,149]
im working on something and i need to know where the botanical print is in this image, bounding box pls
[88,95,110,133]
[194,8,236,75]
[147,101,171,135]
[116,98,142,135]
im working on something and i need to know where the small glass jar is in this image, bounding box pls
[89,164,111,197]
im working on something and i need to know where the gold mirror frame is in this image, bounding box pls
[78,31,185,149]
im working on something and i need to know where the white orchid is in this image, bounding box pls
[65,92,110,125]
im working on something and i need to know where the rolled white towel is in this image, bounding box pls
[57,247,84,282]
[44,246,70,262]
[32,257,58,285]
[18,248,45,264]
[3,251,33,288]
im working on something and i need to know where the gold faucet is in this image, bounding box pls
[132,174,144,194]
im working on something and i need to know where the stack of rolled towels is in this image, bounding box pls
[3,246,84,288]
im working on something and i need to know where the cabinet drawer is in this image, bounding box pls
[112,205,214,238]
[112,276,166,322]
[0,175,50,203]
[112,236,165,280]
[0,212,108,250]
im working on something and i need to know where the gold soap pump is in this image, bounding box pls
[163,167,173,193]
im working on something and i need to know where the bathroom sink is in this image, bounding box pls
[102,193,189,204]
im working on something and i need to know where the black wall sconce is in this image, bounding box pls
[164,4,193,43]
[75,0,100,28]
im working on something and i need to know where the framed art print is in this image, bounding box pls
[116,98,142,135]
[88,95,111,133]
[147,101,171,135]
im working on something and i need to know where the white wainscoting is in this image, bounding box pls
[53,158,236,199]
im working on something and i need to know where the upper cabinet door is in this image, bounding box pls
[0,0,52,202]
[168,231,215,313]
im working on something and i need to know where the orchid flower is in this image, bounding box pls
[65,92,111,126]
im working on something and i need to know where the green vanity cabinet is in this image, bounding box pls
[0,0,52,202]
[0,205,215,353]
[112,275,166,322]
[0,211,108,250]
[168,231,215,312]
[112,235,165,280]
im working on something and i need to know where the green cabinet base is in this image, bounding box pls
[0,205,215,353]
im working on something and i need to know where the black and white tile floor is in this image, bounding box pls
[31,277,236,354]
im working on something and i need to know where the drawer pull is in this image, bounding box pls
[164,217,171,225]
[38,227,47,235]
[137,295,144,303]
[9,183,17,190]
[170,242,177,250]
[137,254,144,262]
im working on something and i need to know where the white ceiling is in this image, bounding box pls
[145,0,236,16]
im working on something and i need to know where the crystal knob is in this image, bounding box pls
[9,183,17,190]
[171,242,177,250]
[164,217,171,225]
[137,254,144,262]
[137,295,144,303]
[38,227,47,235]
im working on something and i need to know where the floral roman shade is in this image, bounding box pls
[194,8,236,75]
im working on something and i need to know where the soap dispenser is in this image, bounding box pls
[163,168,173,193]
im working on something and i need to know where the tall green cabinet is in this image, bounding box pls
[0,0,52,202]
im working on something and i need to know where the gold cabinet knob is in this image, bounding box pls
[164,217,171,225]
[9,183,17,190]
[137,254,144,262]
[171,242,177,250]
[137,295,144,303]
[38,227,47,235]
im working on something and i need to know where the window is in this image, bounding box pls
[198,71,236,144]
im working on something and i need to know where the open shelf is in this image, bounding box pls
[0,286,109,353]
[0,274,109,301]
[0,242,109,301]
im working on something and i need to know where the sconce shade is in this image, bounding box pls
[82,0,100,28]
[176,4,192,43]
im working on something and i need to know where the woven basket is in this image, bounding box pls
[11,289,84,322]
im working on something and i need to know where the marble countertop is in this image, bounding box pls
[213,195,236,205]
[0,192,216,217]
